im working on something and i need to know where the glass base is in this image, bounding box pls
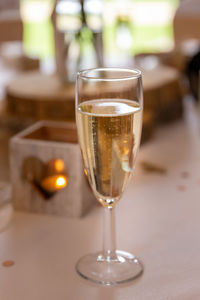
[76,250,143,285]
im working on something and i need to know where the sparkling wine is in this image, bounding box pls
[77,99,142,207]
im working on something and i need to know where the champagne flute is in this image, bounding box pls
[75,68,143,285]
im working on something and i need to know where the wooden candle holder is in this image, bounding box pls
[10,121,95,217]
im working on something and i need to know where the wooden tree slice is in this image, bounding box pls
[6,71,75,121]
[142,65,183,123]
[5,65,183,143]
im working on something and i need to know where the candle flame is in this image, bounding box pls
[56,175,67,188]
[41,174,68,192]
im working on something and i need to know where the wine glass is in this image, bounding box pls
[75,68,143,285]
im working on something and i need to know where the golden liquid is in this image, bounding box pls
[77,99,142,207]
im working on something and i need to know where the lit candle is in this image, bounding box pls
[41,174,67,193]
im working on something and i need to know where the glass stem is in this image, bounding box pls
[103,206,116,259]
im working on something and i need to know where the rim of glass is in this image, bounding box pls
[77,67,142,82]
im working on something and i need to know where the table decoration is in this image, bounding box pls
[10,121,95,217]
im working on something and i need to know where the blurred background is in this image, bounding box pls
[0,0,200,182]
[0,0,182,73]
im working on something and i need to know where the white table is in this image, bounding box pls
[0,99,200,299]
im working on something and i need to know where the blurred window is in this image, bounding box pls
[20,0,179,60]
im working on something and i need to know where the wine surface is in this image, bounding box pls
[77,99,142,207]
